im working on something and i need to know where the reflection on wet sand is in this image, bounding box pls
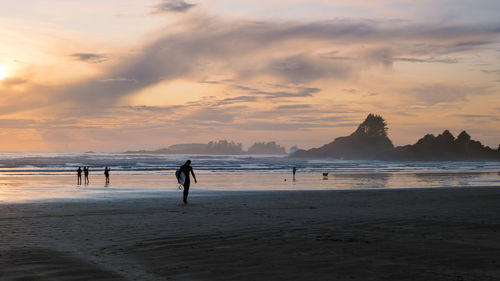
[0,170,499,203]
[332,173,391,188]
[413,172,486,187]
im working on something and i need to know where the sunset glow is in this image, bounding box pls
[0,64,7,80]
[0,1,499,152]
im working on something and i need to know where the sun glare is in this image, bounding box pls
[0,64,8,80]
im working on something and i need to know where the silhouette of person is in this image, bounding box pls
[179,160,197,204]
[104,166,110,184]
[84,166,89,184]
[77,167,82,185]
[293,166,297,181]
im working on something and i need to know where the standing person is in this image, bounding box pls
[104,166,110,184]
[77,167,82,185]
[179,160,197,204]
[293,166,297,181]
[84,166,90,184]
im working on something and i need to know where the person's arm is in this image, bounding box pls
[191,168,197,183]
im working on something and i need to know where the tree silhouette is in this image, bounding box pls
[247,141,286,154]
[292,113,498,160]
[352,113,388,138]
[207,140,243,154]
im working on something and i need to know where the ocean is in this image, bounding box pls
[0,152,499,202]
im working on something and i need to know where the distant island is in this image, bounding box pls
[124,140,287,155]
[247,141,286,155]
[292,114,500,161]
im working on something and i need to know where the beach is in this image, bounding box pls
[1,187,499,280]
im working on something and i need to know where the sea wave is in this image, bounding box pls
[0,152,498,174]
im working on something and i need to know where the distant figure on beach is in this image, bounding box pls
[84,166,89,184]
[178,160,197,204]
[293,166,297,181]
[104,166,110,184]
[77,167,82,185]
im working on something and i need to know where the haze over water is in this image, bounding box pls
[1,152,499,203]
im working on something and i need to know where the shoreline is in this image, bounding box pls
[1,187,500,280]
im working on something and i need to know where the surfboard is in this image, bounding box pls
[178,171,186,186]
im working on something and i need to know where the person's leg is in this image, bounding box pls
[183,184,190,203]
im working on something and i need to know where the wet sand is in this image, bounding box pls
[1,187,500,280]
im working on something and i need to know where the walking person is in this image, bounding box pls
[293,166,297,181]
[77,166,82,185]
[84,166,90,184]
[104,166,110,184]
[178,160,197,204]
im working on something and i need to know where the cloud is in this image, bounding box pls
[450,114,500,122]
[234,85,258,92]
[234,84,321,99]
[450,114,498,119]
[343,88,357,94]
[199,80,221,84]
[99,78,138,83]
[215,96,257,105]
[152,0,196,13]
[363,48,393,67]
[403,84,487,105]
[266,55,352,83]
[238,119,358,131]
[238,121,320,131]
[275,104,311,110]
[0,118,38,129]
[119,105,183,113]
[5,17,500,115]
[481,69,500,74]
[247,103,362,121]
[253,87,321,99]
[1,77,29,87]
[70,53,108,63]
[394,57,460,64]
[392,111,416,117]
[184,106,245,123]
[319,51,352,60]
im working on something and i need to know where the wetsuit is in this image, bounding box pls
[104,168,110,183]
[77,168,82,185]
[84,168,89,184]
[180,165,194,203]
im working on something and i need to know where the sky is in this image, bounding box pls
[0,0,499,152]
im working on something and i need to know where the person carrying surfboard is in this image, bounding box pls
[177,160,197,204]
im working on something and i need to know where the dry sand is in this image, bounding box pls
[1,187,500,280]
